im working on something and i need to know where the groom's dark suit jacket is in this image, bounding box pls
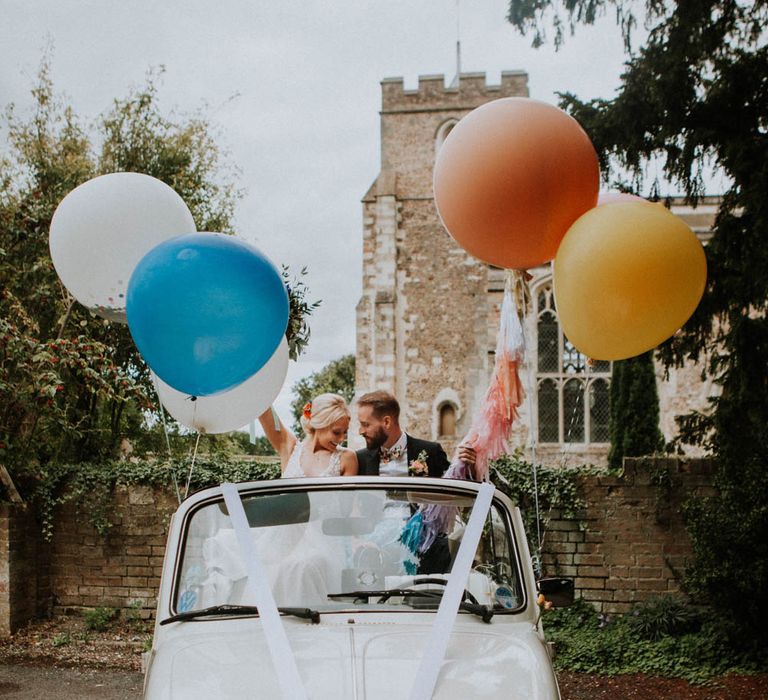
[355,434,450,478]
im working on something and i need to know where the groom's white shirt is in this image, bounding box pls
[379,432,408,477]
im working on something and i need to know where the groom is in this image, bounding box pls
[355,390,474,477]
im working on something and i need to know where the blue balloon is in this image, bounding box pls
[127,233,289,397]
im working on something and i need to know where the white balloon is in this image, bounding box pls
[49,172,196,322]
[153,337,289,434]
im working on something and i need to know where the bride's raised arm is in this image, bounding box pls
[258,407,297,471]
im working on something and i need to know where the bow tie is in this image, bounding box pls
[379,445,404,463]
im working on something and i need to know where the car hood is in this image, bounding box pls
[145,615,560,699]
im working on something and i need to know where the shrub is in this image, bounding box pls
[542,597,768,683]
[83,606,118,632]
[125,599,145,628]
[625,595,701,641]
[51,632,71,647]
[608,351,665,469]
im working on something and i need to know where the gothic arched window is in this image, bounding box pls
[435,119,458,154]
[535,282,611,445]
[438,402,457,437]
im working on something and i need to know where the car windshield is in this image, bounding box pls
[173,484,524,616]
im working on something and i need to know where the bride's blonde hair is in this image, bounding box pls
[300,393,350,435]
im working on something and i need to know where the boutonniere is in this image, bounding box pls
[408,450,429,476]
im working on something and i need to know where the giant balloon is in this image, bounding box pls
[49,172,196,322]
[433,97,599,270]
[553,201,707,360]
[127,233,289,396]
[597,192,646,206]
[153,337,289,433]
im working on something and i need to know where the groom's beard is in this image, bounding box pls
[364,427,387,451]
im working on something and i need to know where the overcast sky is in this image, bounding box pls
[1,0,632,429]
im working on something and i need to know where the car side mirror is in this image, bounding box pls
[537,577,575,607]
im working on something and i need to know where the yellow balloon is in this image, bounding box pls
[553,201,707,360]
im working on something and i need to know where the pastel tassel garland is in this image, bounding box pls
[416,276,527,555]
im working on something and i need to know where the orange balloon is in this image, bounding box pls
[553,201,707,361]
[433,98,599,270]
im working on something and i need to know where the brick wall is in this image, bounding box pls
[541,457,717,613]
[0,504,50,635]
[48,485,178,619]
[0,457,715,633]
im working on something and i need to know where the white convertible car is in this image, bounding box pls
[143,476,570,699]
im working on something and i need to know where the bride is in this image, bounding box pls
[259,393,358,477]
[246,394,356,606]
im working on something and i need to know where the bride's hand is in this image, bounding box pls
[458,444,476,466]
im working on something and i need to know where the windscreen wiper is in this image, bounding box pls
[160,604,320,625]
[328,589,493,623]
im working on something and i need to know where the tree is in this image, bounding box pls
[0,59,239,493]
[608,351,664,469]
[225,432,277,457]
[506,0,768,643]
[289,354,355,435]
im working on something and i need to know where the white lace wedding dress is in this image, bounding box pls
[233,440,342,605]
[281,440,343,478]
[200,442,345,609]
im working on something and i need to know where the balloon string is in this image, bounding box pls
[518,269,542,577]
[184,432,202,500]
[156,389,182,504]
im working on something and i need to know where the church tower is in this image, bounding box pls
[356,70,720,466]
[355,72,529,453]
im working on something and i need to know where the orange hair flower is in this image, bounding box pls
[303,402,312,419]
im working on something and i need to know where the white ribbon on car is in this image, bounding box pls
[408,481,496,700]
[221,483,308,700]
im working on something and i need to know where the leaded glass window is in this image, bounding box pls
[538,311,559,373]
[535,283,612,445]
[563,379,585,443]
[538,379,559,443]
[589,379,611,442]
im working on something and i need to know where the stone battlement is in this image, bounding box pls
[382,71,529,112]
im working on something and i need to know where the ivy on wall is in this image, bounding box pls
[31,457,280,539]
[33,452,594,548]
